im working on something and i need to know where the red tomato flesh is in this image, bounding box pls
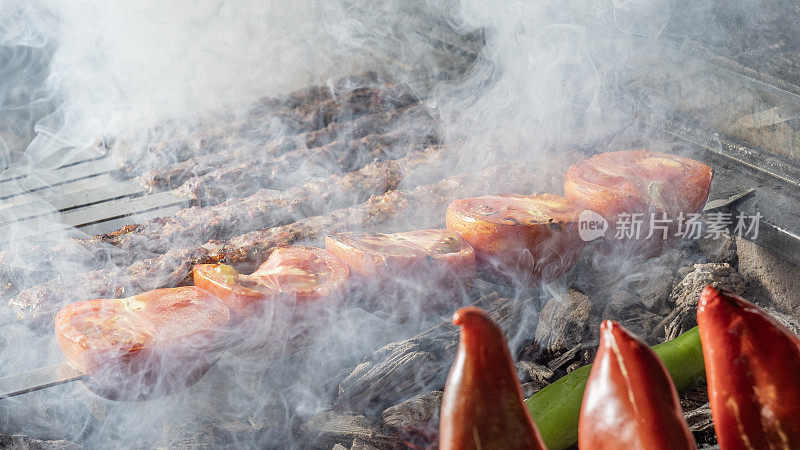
[54,286,229,400]
[446,193,584,285]
[324,229,477,309]
[193,246,350,318]
[564,149,713,257]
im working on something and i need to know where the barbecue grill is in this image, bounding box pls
[1,2,800,449]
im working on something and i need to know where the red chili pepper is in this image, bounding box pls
[439,306,546,450]
[698,285,800,449]
[579,320,696,450]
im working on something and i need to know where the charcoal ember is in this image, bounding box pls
[334,293,534,415]
[534,289,591,356]
[603,292,666,345]
[381,391,442,441]
[546,341,598,372]
[298,410,400,450]
[685,403,714,433]
[657,262,746,341]
[0,434,82,450]
[680,383,716,447]
[350,439,386,450]
[520,382,541,398]
[763,305,800,336]
[157,411,289,448]
[334,329,456,415]
[573,245,696,302]
[603,271,675,316]
[332,441,386,450]
[515,361,555,391]
[695,233,738,265]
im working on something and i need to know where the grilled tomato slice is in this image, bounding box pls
[54,286,229,400]
[564,149,712,257]
[446,193,583,285]
[193,246,350,317]
[324,229,476,310]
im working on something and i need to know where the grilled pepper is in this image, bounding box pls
[440,306,546,450]
[579,320,696,449]
[526,325,705,450]
[697,285,800,449]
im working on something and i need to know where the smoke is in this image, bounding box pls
[2,0,387,168]
[0,0,787,447]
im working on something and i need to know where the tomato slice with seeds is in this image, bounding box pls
[192,246,350,317]
[324,229,476,308]
[446,193,584,285]
[54,286,229,399]
[564,150,713,257]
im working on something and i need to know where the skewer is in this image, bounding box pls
[0,362,84,400]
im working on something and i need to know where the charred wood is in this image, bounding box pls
[381,391,442,437]
[533,289,592,357]
[297,410,400,450]
[0,433,82,450]
[334,293,536,415]
[656,262,746,341]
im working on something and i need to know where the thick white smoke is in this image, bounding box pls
[0,0,780,447]
[3,0,379,168]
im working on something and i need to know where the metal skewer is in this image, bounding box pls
[0,362,85,400]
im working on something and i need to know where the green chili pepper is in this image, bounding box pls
[526,326,705,450]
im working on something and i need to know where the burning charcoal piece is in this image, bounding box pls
[681,383,715,441]
[695,234,737,266]
[334,293,535,415]
[0,433,83,450]
[349,439,387,450]
[298,410,400,450]
[515,360,555,392]
[157,415,290,449]
[10,165,539,328]
[656,262,745,341]
[381,391,443,440]
[534,289,591,356]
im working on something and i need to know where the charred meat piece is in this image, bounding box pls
[0,145,452,300]
[175,123,441,204]
[10,165,538,328]
[137,105,433,192]
[113,79,419,177]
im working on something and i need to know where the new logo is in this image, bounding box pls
[578,210,608,242]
